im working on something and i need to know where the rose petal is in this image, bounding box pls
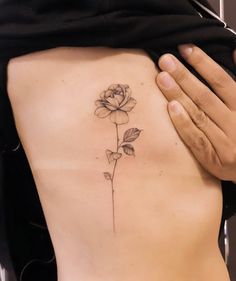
[119,85,131,107]
[100,89,113,99]
[106,97,120,108]
[120,97,137,112]
[94,106,111,118]
[95,100,104,107]
[116,85,123,94]
[104,89,114,98]
[100,91,106,100]
[110,110,129,124]
[125,86,132,96]
[114,93,124,105]
[104,102,117,111]
[108,84,118,90]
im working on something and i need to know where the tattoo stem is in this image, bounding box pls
[110,123,119,234]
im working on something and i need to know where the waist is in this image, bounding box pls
[40,171,225,281]
[52,174,226,281]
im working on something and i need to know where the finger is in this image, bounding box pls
[156,72,231,162]
[167,100,223,179]
[178,44,236,108]
[158,54,231,132]
[156,71,200,113]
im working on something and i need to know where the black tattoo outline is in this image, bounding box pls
[94,84,143,234]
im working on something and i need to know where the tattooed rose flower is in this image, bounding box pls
[94,83,142,234]
[94,84,137,124]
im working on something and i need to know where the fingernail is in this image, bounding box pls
[157,72,175,88]
[178,44,194,59]
[169,101,181,114]
[159,55,176,71]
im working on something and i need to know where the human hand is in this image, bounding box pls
[155,45,236,183]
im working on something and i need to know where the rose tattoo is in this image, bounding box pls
[94,84,142,234]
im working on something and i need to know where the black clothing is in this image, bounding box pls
[0,0,236,280]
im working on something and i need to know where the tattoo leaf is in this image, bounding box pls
[106,149,122,163]
[123,128,142,142]
[122,144,135,156]
[104,172,112,180]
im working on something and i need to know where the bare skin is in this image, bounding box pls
[7,46,230,281]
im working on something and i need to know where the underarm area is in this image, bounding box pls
[6,46,224,279]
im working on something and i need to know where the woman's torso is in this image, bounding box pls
[7,46,230,281]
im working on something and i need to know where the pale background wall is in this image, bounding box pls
[209,0,236,28]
